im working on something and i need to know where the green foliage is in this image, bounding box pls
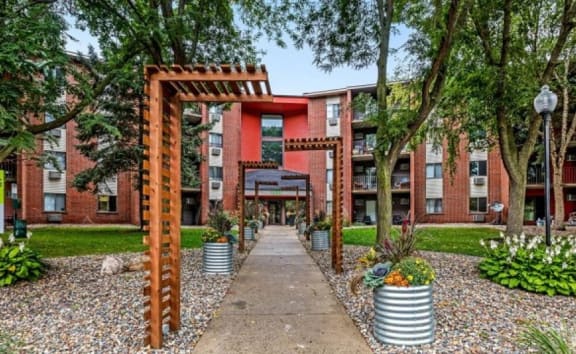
[378,222,417,264]
[363,262,393,289]
[207,208,237,235]
[310,220,331,231]
[478,234,576,296]
[0,235,46,287]
[392,256,435,286]
[0,1,69,159]
[17,227,202,258]
[519,322,576,354]
[201,228,223,243]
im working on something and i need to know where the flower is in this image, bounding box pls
[361,257,435,289]
[19,243,25,252]
[8,233,15,244]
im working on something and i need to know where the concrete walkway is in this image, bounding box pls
[193,225,371,354]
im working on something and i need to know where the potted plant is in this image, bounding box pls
[202,209,237,274]
[309,219,331,251]
[352,221,436,346]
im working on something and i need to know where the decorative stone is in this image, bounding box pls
[125,255,148,272]
[100,256,124,275]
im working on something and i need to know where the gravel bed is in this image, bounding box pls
[303,239,576,353]
[0,240,257,353]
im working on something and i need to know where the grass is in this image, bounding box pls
[343,226,502,257]
[1,227,204,258]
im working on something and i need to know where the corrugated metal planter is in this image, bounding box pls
[311,230,330,250]
[202,242,233,274]
[373,284,435,346]
[244,227,255,240]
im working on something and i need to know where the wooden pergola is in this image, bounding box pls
[281,174,311,232]
[142,64,273,348]
[285,137,344,273]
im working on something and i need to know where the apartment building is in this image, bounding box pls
[7,82,576,226]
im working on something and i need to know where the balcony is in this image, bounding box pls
[527,166,545,185]
[563,166,576,184]
[353,175,377,192]
[0,158,17,181]
[392,175,410,190]
[352,142,375,160]
[352,110,377,128]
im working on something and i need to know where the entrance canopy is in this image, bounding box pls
[245,169,308,197]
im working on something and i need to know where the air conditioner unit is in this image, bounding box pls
[568,194,576,201]
[211,148,221,156]
[567,154,576,161]
[48,171,62,180]
[328,183,333,190]
[473,176,486,185]
[211,181,221,189]
[46,213,63,223]
[472,214,485,222]
[49,129,61,138]
[328,118,338,126]
[329,151,334,158]
[210,114,220,122]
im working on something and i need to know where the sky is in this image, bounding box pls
[65,23,409,96]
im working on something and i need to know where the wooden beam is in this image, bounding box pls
[147,78,164,348]
[177,92,274,103]
[168,95,182,331]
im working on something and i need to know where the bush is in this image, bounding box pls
[207,209,237,234]
[0,234,47,287]
[310,219,331,231]
[478,233,576,296]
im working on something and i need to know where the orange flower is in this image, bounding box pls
[384,270,409,287]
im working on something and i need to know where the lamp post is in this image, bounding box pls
[534,85,558,246]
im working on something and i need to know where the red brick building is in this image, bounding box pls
[7,83,576,226]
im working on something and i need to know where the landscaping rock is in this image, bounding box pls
[100,256,124,275]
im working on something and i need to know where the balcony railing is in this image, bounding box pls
[353,142,375,155]
[527,166,545,184]
[564,166,576,184]
[353,175,377,190]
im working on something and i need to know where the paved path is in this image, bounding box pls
[194,225,371,353]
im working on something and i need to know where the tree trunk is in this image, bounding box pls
[506,175,527,236]
[375,154,394,246]
[553,168,565,230]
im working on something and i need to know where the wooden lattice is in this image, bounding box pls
[142,64,272,348]
[285,137,343,273]
[238,161,278,252]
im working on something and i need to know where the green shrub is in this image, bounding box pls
[0,234,47,287]
[519,322,575,354]
[478,233,576,296]
[310,220,331,231]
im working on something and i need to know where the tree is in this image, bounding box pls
[68,0,288,191]
[438,0,576,235]
[0,0,69,161]
[286,0,472,244]
[550,50,576,230]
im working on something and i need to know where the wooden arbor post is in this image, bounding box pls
[281,174,310,229]
[255,180,278,223]
[285,137,343,273]
[143,64,272,348]
[238,161,278,252]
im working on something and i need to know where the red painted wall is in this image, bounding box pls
[283,111,309,173]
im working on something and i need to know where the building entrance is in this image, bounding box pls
[267,200,283,225]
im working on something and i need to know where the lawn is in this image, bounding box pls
[1,226,204,258]
[343,226,502,257]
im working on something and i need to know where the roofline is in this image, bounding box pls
[303,80,411,97]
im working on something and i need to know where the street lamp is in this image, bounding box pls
[534,85,558,246]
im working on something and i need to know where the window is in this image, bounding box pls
[426,198,442,213]
[44,151,66,170]
[261,116,283,137]
[426,163,442,179]
[209,167,223,180]
[98,195,117,212]
[261,115,283,165]
[470,160,487,176]
[326,169,333,184]
[327,103,340,120]
[44,193,65,212]
[470,197,487,213]
[365,134,376,151]
[209,133,223,148]
[326,201,333,215]
[209,105,222,122]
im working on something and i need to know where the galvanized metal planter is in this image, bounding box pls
[311,230,330,250]
[202,242,233,274]
[373,284,435,346]
[244,227,255,240]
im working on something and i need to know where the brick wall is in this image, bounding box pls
[222,103,242,212]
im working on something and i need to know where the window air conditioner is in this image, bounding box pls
[211,148,221,156]
[472,214,485,222]
[328,118,338,126]
[473,176,486,185]
[211,181,221,189]
[48,171,62,180]
[329,151,334,158]
[49,129,61,138]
